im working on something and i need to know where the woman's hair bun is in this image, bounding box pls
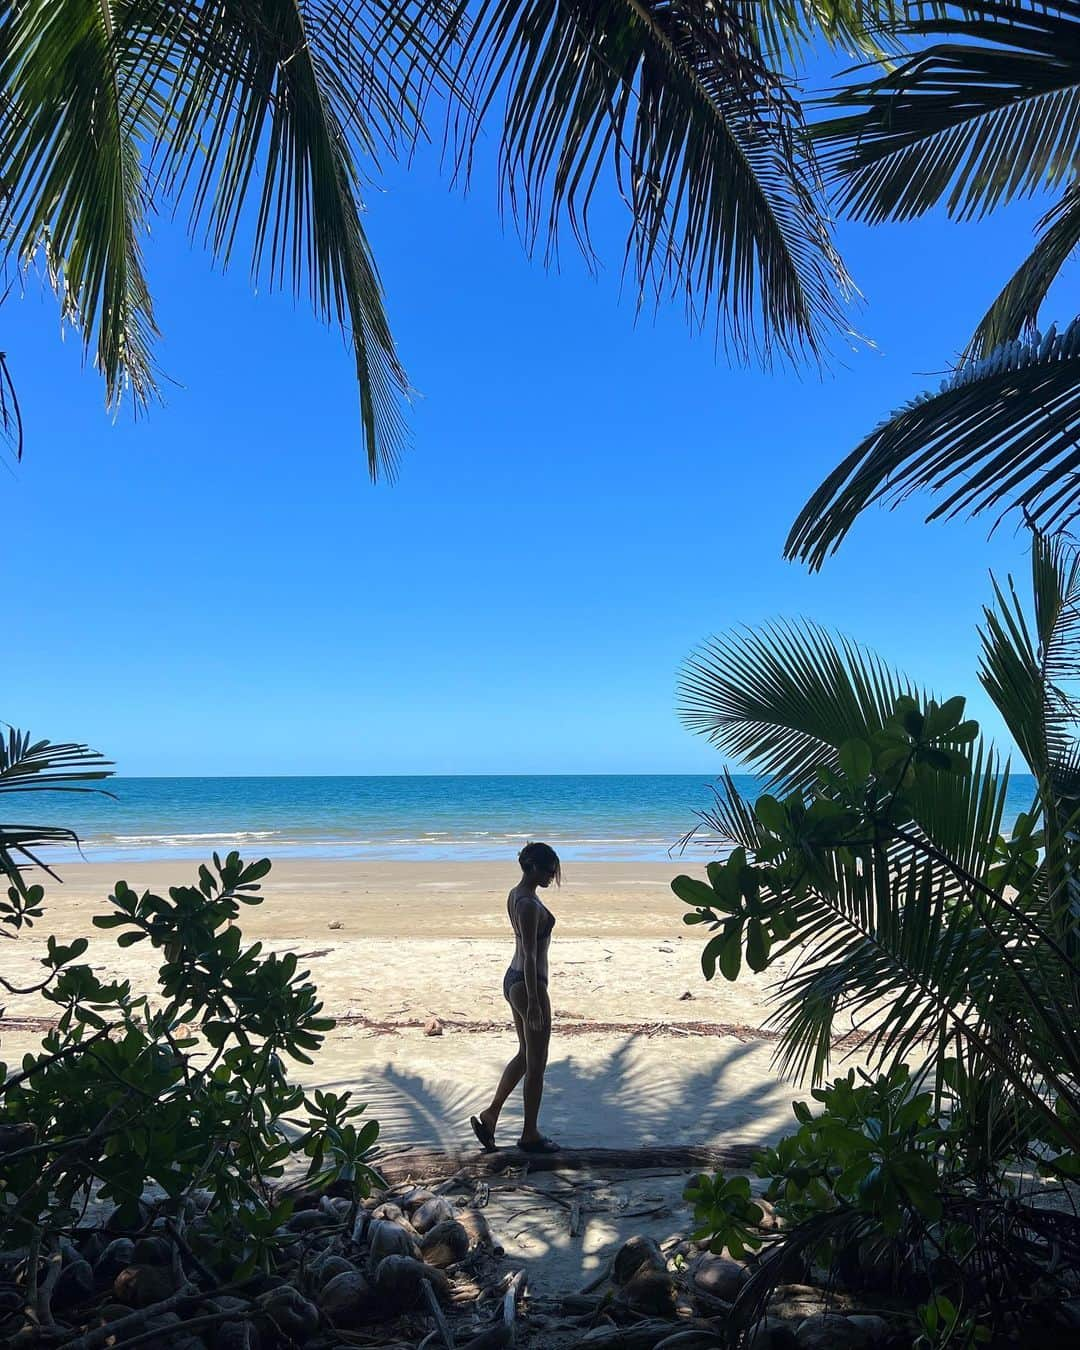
[518,841,562,883]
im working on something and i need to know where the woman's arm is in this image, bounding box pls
[517,901,545,1030]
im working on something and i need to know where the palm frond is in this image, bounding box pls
[0,350,24,460]
[786,320,1080,568]
[814,0,1080,224]
[0,0,442,476]
[442,0,854,363]
[681,768,766,852]
[677,619,912,794]
[0,728,113,794]
[0,825,83,885]
[967,183,1080,358]
[0,0,161,406]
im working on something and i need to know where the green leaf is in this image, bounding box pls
[746,917,770,972]
[701,934,726,981]
[838,738,872,781]
[755,794,787,833]
[672,875,719,909]
[718,930,743,982]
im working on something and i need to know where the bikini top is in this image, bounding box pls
[508,893,556,941]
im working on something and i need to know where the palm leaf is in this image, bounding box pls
[0,728,113,794]
[786,320,1080,567]
[678,619,912,794]
[967,183,1080,358]
[441,0,855,362]
[814,0,1080,224]
[0,0,438,476]
[0,0,160,405]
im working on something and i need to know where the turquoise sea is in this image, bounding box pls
[5,773,1042,865]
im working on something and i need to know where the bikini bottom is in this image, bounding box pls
[503,966,548,1002]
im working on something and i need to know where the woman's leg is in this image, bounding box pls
[509,981,551,1144]
[479,1003,527,1132]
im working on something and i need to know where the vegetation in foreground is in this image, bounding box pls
[675,529,1080,1345]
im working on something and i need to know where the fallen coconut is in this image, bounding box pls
[616,1268,678,1317]
[318,1269,375,1328]
[373,1254,450,1312]
[368,1216,420,1267]
[255,1286,319,1342]
[612,1234,667,1286]
[458,1208,502,1254]
[420,1219,470,1268]
[113,1263,180,1308]
[692,1254,748,1303]
[411,1196,456,1233]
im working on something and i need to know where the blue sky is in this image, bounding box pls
[1,98,1063,775]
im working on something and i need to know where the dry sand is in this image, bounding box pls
[1,859,864,1158]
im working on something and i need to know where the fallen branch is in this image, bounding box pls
[376,1144,758,1184]
[422,1277,456,1348]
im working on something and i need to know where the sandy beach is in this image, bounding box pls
[0,858,861,1157]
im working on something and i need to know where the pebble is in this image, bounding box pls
[424,1018,444,1036]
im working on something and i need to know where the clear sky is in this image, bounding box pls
[2,81,1064,776]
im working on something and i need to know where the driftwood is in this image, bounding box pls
[377,1144,757,1184]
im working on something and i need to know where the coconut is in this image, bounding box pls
[411,1196,456,1233]
[367,1217,420,1267]
[420,1219,470,1268]
[372,1254,449,1312]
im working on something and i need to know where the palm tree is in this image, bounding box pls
[784,0,1080,567]
[675,529,1080,1158]
[0,0,882,477]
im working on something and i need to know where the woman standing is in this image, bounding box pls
[471,842,561,1154]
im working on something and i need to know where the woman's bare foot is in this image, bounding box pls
[517,1134,560,1153]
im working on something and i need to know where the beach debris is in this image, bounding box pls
[612,1234,666,1286]
[328,920,344,929]
[413,1196,457,1233]
[425,1017,445,1036]
[690,1254,749,1302]
[420,1219,471,1268]
[317,1268,375,1327]
[0,1149,910,1350]
[679,991,694,1000]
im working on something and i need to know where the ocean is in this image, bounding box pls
[3,773,1042,865]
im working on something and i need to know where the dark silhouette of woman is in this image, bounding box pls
[471,842,561,1153]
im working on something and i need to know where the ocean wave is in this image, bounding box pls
[105,831,280,845]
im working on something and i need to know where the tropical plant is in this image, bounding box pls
[673,528,1080,1341]
[0,851,381,1282]
[786,0,1080,565]
[0,0,889,473]
[0,728,112,906]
